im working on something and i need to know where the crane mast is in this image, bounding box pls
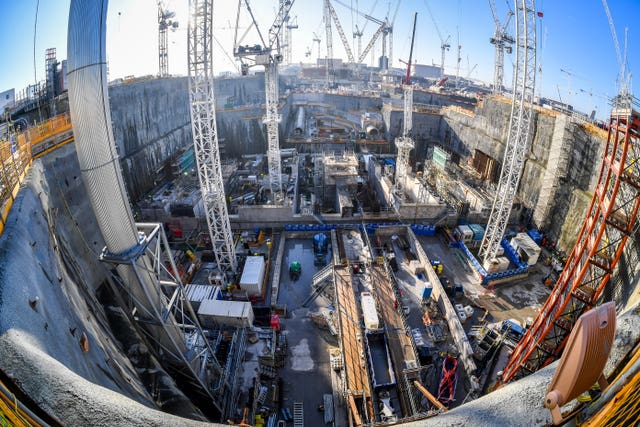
[188,0,237,273]
[324,0,333,88]
[326,0,355,63]
[233,0,295,204]
[479,0,536,265]
[394,13,417,197]
[423,0,450,79]
[488,0,514,94]
[157,1,177,77]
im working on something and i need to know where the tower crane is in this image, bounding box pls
[455,28,462,88]
[394,12,418,198]
[312,32,322,63]
[283,14,298,66]
[333,0,401,80]
[601,0,637,109]
[189,0,237,274]
[324,0,334,88]
[352,0,378,70]
[500,0,640,386]
[234,0,295,204]
[488,0,514,94]
[326,1,355,64]
[423,0,450,79]
[157,1,178,77]
[479,0,536,267]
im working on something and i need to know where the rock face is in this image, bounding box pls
[439,98,605,249]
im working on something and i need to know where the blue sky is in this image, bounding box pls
[1,0,638,120]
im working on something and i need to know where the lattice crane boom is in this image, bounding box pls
[188,0,237,273]
[479,0,536,265]
[423,0,450,79]
[501,1,640,384]
[326,0,355,63]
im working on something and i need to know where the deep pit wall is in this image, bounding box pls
[109,75,268,202]
[0,143,212,424]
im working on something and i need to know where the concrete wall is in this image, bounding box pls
[438,98,606,249]
[109,76,269,202]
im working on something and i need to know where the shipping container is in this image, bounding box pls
[197,299,254,328]
[455,225,474,243]
[240,256,266,296]
[510,232,541,266]
[468,224,485,241]
[184,284,221,312]
[361,292,379,331]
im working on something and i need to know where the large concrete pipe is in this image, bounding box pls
[366,124,380,138]
[293,106,305,136]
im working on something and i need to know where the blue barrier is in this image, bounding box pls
[501,238,527,269]
[456,240,487,276]
[483,266,529,285]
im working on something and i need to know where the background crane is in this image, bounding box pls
[488,0,514,93]
[313,32,322,63]
[394,12,418,198]
[601,0,637,109]
[157,1,178,77]
[334,0,401,79]
[423,0,450,79]
[283,14,298,66]
[234,0,295,203]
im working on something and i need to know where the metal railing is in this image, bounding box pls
[0,113,73,237]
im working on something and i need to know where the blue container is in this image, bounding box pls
[527,229,543,244]
[422,283,433,300]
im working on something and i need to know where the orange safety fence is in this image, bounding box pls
[0,113,73,238]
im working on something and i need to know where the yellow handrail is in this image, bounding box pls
[0,113,73,238]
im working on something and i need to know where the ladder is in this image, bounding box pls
[293,401,304,427]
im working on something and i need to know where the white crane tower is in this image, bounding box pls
[394,12,418,197]
[601,0,637,110]
[234,0,295,204]
[283,13,298,66]
[488,0,514,94]
[479,0,537,266]
[157,1,178,77]
[423,0,450,80]
[188,0,237,273]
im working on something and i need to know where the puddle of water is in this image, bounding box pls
[290,338,314,371]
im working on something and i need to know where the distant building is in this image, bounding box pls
[413,64,441,79]
[0,88,15,113]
